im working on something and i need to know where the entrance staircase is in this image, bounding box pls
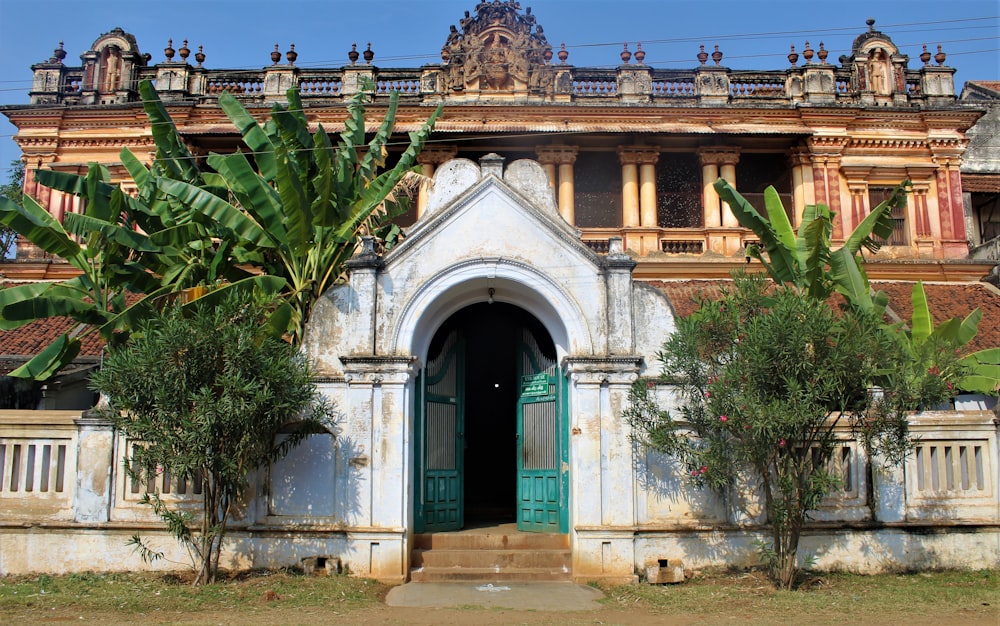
[410,524,571,582]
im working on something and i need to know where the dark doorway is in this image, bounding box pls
[425,302,554,525]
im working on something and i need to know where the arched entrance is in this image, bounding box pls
[414,302,568,534]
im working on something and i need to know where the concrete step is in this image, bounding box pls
[413,531,569,551]
[412,547,571,569]
[409,566,573,583]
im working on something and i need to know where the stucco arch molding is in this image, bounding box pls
[392,255,594,362]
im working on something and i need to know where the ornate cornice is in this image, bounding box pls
[562,356,642,386]
[341,356,418,384]
[535,145,578,165]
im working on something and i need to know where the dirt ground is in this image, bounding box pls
[15,600,1000,625]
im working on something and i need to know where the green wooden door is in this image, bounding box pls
[418,330,464,532]
[516,327,564,533]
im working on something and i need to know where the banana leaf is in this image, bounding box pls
[64,212,157,252]
[156,178,273,248]
[218,93,277,181]
[909,282,934,344]
[0,194,81,262]
[139,81,201,183]
[8,333,82,380]
[714,179,798,286]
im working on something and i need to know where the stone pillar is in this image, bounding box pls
[73,410,115,523]
[29,59,68,105]
[699,151,721,228]
[564,355,642,584]
[536,145,578,224]
[154,62,191,100]
[638,151,660,228]
[807,137,848,239]
[919,65,956,106]
[789,147,815,224]
[698,148,740,228]
[339,356,416,583]
[843,175,869,235]
[928,147,969,259]
[618,149,641,228]
[415,145,457,220]
[342,237,382,356]
[718,151,740,227]
[604,238,636,355]
[802,63,837,105]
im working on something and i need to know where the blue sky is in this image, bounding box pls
[0,0,997,180]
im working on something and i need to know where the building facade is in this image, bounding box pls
[1,3,998,582]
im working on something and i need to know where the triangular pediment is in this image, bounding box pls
[383,158,603,273]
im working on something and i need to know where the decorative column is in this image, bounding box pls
[698,147,742,255]
[536,145,578,224]
[718,150,740,227]
[846,180,868,235]
[563,354,642,584]
[73,410,115,523]
[807,136,848,239]
[909,180,936,258]
[618,148,641,228]
[604,238,636,355]
[415,145,457,220]
[928,141,969,259]
[342,237,382,356]
[340,355,417,583]
[619,147,660,253]
[789,147,815,224]
[638,149,660,228]
[698,149,722,228]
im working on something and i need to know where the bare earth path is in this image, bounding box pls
[3,569,996,625]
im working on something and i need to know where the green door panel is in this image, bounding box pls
[418,330,464,532]
[516,327,563,533]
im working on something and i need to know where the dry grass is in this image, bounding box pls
[0,567,996,625]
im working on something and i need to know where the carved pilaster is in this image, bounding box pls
[536,145,578,224]
[807,136,849,239]
[698,147,740,229]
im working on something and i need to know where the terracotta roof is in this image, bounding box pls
[646,279,726,318]
[962,173,1000,193]
[0,316,105,375]
[967,81,1000,94]
[648,278,1000,352]
[872,281,1000,353]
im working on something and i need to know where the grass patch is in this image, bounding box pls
[0,569,388,619]
[603,568,998,624]
[1,568,995,624]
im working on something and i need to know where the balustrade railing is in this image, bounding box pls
[572,69,618,97]
[205,72,264,97]
[0,411,78,521]
[28,59,953,106]
[729,72,786,98]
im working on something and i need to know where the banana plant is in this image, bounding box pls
[714,178,901,312]
[714,179,996,396]
[904,281,999,394]
[0,124,270,379]
[149,79,441,344]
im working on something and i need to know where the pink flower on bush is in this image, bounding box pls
[704,391,712,398]
[946,382,953,390]
[779,439,786,447]
[691,469,698,477]
[719,415,728,422]
[700,466,707,475]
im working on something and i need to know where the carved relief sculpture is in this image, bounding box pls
[441,0,553,94]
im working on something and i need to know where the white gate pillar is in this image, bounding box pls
[564,356,641,584]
